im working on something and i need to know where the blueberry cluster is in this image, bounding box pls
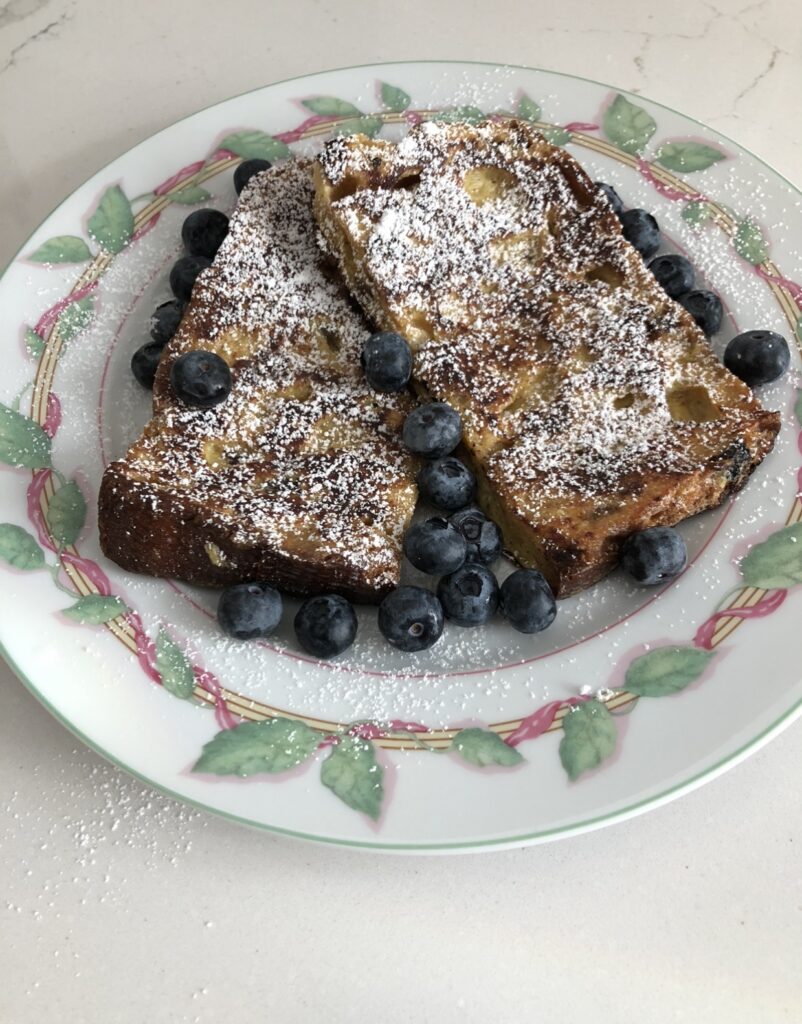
[214,390,560,657]
[129,166,259,402]
[596,180,791,383]
[383,396,559,651]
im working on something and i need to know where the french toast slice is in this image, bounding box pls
[99,161,418,602]
[313,119,780,597]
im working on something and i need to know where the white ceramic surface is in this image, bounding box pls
[1,61,800,853]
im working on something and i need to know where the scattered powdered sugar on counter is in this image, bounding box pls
[4,754,205,897]
[3,749,209,999]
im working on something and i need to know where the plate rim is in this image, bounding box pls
[5,634,801,852]
[2,58,801,852]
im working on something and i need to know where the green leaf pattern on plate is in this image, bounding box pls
[740,523,802,589]
[434,105,485,124]
[0,403,52,468]
[57,296,95,343]
[795,388,802,428]
[625,646,714,697]
[733,218,768,264]
[321,736,384,819]
[452,728,524,767]
[331,115,383,139]
[681,200,713,226]
[29,235,92,264]
[602,94,656,155]
[25,328,45,359]
[62,594,127,624]
[540,126,571,146]
[655,140,726,172]
[302,96,362,117]
[155,628,195,699]
[0,524,45,570]
[559,700,617,780]
[193,718,320,776]
[380,81,410,112]
[218,130,291,162]
[516,94,542,122]
[87,185,134,254]
[46,479,87,547]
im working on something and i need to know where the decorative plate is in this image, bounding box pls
[2,62,801,852]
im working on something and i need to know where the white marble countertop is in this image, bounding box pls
[2,1,800,1021]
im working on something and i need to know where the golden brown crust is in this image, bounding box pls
[314,119,781,597]
[98,465,402,603]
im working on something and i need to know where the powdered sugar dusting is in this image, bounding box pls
[317,120,778,586]
[103,161,417,598]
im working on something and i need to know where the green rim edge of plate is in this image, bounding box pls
[3,59,801,852]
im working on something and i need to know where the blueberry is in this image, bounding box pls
[403,517,466,575]
[217,582,282,640]
[378,586,444,652]
[679,289,723,337]
[417,457,476,511]
[131,341,166,389]
[499,569,556,634]
[648,254,694,299]
[620,208,661,258]
[293,594,357,658]
[596,182,624,216]
[170,350,232,408]
[181,209,229,259]
[169,255,211,302]
[723,330,790,387]
[361,331,413,392]
[402,402,462,459]
[620,526,687,585]
[449,507,503,565]
[234,158,272,195]
[437,564,499,626]
[150,298,185,345]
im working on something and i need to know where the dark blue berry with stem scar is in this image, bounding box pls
[679,289,723,336]
[596,182,624,216]
[170,350,232,408]
[620,208,661,258]
[449,506,503,565]
[402,402,462,459]
[648,254,694,299]
[378,586,444,652]
[361,331,412,392]
[169,255,211,302]
[437,563,499,626]
[131,341,166,389]
[150,298,185,345]
[403,517,466,575]
[417,457,476,512]
[234,158,272,195]
[294,594,357,658]
[724,330,790,387]
[620,526,687,585]
[500,569,557,634]
[181,209,230,259]
[217,582,282,640]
